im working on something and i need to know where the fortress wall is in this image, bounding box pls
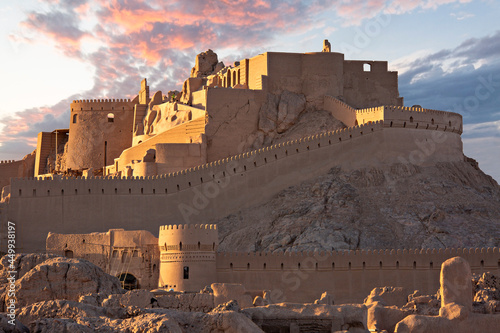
[343,60,402,109]
[300,52,344,107]
[247,53,268,90]
[383,106,463,133]
[191,89,207,109]
[67,99,136,170]
[265,52,344,108]
[215,248,500,304]
[116,116,206,173]
[6,122,463,253]
[355,106,385,125]
[159,224,218,251]
[205,87,264,162]
[0,160,23,190]
[324,95,356,126]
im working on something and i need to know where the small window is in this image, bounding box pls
[363,63,371,72]
[108,113,115,122]
[73,114,77,123]
[64,250,73,258]
[179,242,183,251]
[183,266,189,279]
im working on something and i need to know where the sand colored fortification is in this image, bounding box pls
[1,43,499,331]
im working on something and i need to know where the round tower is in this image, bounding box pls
[66,99,136,171]
[158,224,218,292]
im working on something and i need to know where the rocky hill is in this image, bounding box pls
[216,159,500,253]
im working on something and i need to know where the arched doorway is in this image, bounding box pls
[117,272,138,290]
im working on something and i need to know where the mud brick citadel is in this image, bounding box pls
[1,41,498,304]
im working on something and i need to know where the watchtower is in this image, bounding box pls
[158,224,218,292]
[66,98,136,171]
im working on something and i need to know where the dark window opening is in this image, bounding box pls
[183,266,189,279]
[73,114,77,123]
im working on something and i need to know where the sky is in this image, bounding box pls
[0,0,499,182]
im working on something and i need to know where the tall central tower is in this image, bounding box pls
[158,224,218,291]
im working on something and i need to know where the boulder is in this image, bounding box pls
[212,300,240,313]
[211,283,253,309]
[118,289,156,308]
[365,286,408,307]
[8,257,123,308]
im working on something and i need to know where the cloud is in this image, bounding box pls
[0,0,489,161]
[397,31,500,124]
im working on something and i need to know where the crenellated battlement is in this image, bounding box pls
[10,117,463,199]
[216,247,500,271]
[70,98,135,112]
[160,224,217,231]
[72,99,132,104]
[0,160,17,164]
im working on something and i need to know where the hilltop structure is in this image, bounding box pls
[0,40,467,254]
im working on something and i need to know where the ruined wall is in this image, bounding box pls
[265,52,344,109]
[159,224,218,291]
[343,60,403,109]
[6,122,464,253]
[34,131,68,176]
[116,116,206,173]
[0,160,24,191]
[204,87,264,162]
[216,248,500,304]
[67,99,136,170]
[156,142,207,176]
[46,229,159,289]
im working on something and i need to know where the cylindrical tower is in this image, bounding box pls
[158,224,218,292]
[66,99,136,171]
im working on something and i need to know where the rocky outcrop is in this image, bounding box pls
[473,272,500,313]
[216,160,500,252]
[17,299,263,333]
[211,283,253,309]
[7,257,123,308]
